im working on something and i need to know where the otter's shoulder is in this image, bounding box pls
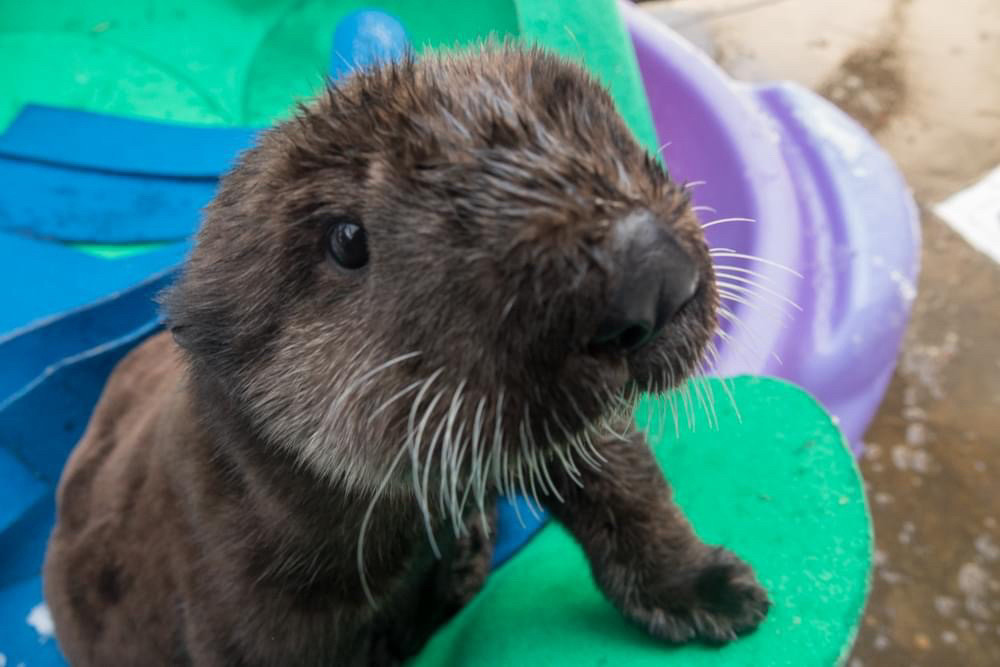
[52,331,184,522]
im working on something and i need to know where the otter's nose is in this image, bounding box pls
[590,212,700,354]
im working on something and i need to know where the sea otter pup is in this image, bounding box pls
[44,45,769,666]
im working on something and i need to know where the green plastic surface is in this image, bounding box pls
[1,0,659,259]
[0,0,653,144]
[513,0,659,153]
[411,376,872,667]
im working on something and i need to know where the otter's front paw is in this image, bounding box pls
[622,548,770,645]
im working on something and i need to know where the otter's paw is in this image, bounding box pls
[625,548,770,645]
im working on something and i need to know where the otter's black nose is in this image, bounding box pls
[590,212,700,354]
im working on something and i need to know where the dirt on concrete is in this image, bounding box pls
[851,210,1000,666]
[819,45,905,133]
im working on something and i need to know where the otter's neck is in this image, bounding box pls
[172,364,446,606]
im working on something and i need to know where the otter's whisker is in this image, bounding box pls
[408,370,445,558]
[666,367,681,438]
[705,342,742,422]
[526,445,552,502]
[651,364,667,435]
[697,359,721,425]
[357,444,409,609]
[585,428,607,463]
[367,380,423,425]
[554,442,584,489]
[553,409,598,472]
[420,390,448,545]
[503,446,527,527]
[712,263,782,286]
[469,396,487,515]
[562,388,590,431]
[718,289,795,323]
[499,295,518,325]
[522,407,555,501]
[493,392,525,527]
[681,339,714,430]
[700,216,755,230]
[693,348,716,394]
[716,306,764,358]
[457,429,480,531]
[576,429,605,469]
[608,389,632,417]
[717,280,800,315]
[691,375,717,431]
[424,414,449,516]
[477,443,499,536]
[517,422,542,518]
[537,421,566,501]
[546,419,583,489]
[336,351,422,411]
[438,381,466,524]
[714,327,761,375]
[602,411,629,441]
[718,307,781,365]
[450,419,469,535]
[566,427,599,470]
[679,380,695,432]
[714,265,801,300]
[709,251,803,278]
[714,272,801,310]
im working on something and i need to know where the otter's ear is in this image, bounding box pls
[168,323,193,350]
[157,282,194,350]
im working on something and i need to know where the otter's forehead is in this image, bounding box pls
[283,47,670,211]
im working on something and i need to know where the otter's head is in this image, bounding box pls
[163,45,717,511]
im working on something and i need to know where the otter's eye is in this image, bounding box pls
[327,219,368,270]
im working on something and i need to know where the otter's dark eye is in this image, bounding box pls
[327,219,368,270]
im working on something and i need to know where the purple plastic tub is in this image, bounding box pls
[622,2,920,450]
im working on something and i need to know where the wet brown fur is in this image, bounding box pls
[44,45,768,666]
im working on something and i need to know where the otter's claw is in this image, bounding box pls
[622,548,771,645]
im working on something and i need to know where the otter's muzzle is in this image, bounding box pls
[590,211,700,354]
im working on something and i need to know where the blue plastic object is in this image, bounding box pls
[0,106,255,178]
[491,496,547,568]
[0,232,185,337]
[0,269,176,404]
[331,9,410,81]
[0,155,216,243]
[0,106,258,244]
[0,316,163,666]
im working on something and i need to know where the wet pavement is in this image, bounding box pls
[643,1,1000,664]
